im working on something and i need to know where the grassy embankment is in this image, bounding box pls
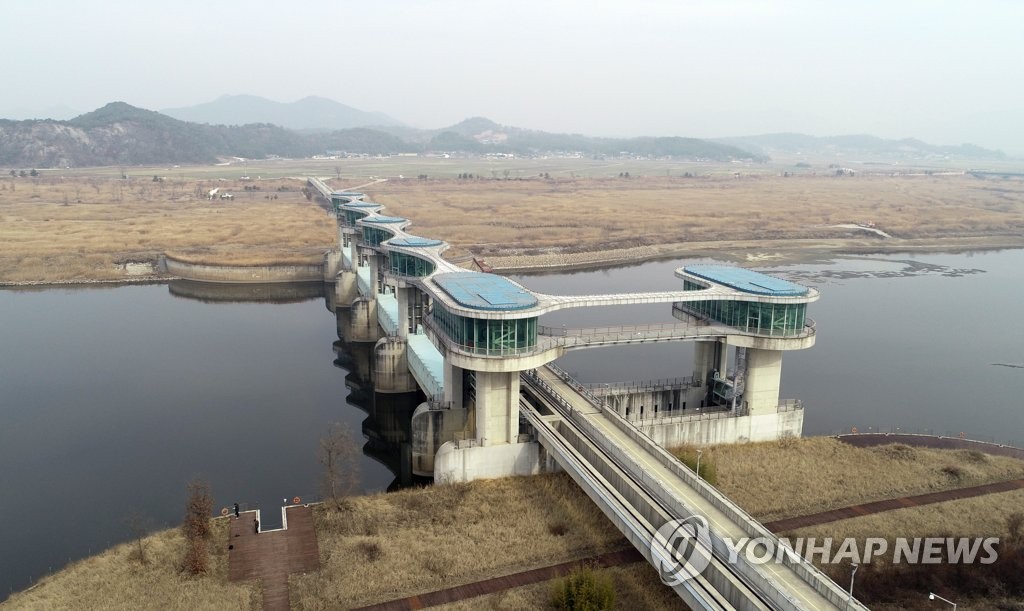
[2,518,257,610]
[0,176,336,284]
[10,438,1022,609]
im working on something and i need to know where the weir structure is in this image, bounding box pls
[313,180,863,609]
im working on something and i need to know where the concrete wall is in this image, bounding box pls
[434,440,541,483]
[604,385,707,418]
[636,408,804,447]
[164,256,325,283]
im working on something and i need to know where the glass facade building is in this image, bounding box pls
[389,252,435,277]
[682,280,807,336]
[431,303,538,355]
[362,226,395,246]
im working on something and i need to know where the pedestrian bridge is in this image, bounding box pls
[521,365,865,610]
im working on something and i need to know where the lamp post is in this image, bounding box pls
[929,592,957,610]
[696,449,703,480]
[847,563,858,609]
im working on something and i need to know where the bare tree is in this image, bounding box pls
[182,479,213,574]
[125,510,151,565]
[334,166,342,180]
[318,422,360,510]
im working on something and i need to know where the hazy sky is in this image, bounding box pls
[4,0,1023,151]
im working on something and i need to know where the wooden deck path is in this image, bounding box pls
[228,506,320,611]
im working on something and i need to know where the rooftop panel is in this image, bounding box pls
[389,236,443,248]
[433,272,538,311]
[343,202,382,208]
[684,265,808,297]
[362,216,407,224]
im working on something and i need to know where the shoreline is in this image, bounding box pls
[483,235,1024,273]
[2,235,1022,288]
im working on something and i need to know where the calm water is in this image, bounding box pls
[0,283,408,598]
[513,249,1024,442]
[2,249,1023,597]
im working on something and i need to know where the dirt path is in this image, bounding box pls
[763,478,1024,533]
[350,549,643,611]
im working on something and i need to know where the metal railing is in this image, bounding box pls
[585,375,702,396]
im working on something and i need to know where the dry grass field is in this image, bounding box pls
[0,175,335,283]
[289,474,625,610]
[1,517,257,611]
[9,439,1024,609]
[369,173,1024,267]
[3,167,1023,283]
[701,437,1024,522]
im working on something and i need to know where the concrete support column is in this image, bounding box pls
[335,269,358,305]
[742,348,783,416]
[473,370,519,445]
[349,298,380,343]
[444,361,463,407]
[373,338,417,393]
[396,287,410,339]
[368,252,381,295]
[693,340,718,382]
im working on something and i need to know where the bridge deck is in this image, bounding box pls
[408,333,444,398]
[535,367,847,610]
[377,293,399,336]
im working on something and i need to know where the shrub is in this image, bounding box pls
[671,445,718,485]
[551,566,615,611]
[875,444,917,461]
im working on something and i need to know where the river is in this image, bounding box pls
[1,249,1022,598]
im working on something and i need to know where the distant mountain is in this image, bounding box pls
[401,116,758,160]
[162,95,402,131]
[0,103,760,167]
[0,102,406,167]
[714,132,1006,161]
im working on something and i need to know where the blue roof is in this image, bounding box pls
[363,216,407,224]
[389,236,443,248]
[684,265,808,296]
[434,272,538,311]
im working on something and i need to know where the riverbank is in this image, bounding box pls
[480,235,1024,273]
[8,437,1024,609]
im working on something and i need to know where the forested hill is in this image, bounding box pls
[0,103,757,168]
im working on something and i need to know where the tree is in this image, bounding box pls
[29,169,38,177]
[8,170,14,177]
[181,479,214,574]
[318,422,360,510]
[334,166,342,179]
[125,510,152,565]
